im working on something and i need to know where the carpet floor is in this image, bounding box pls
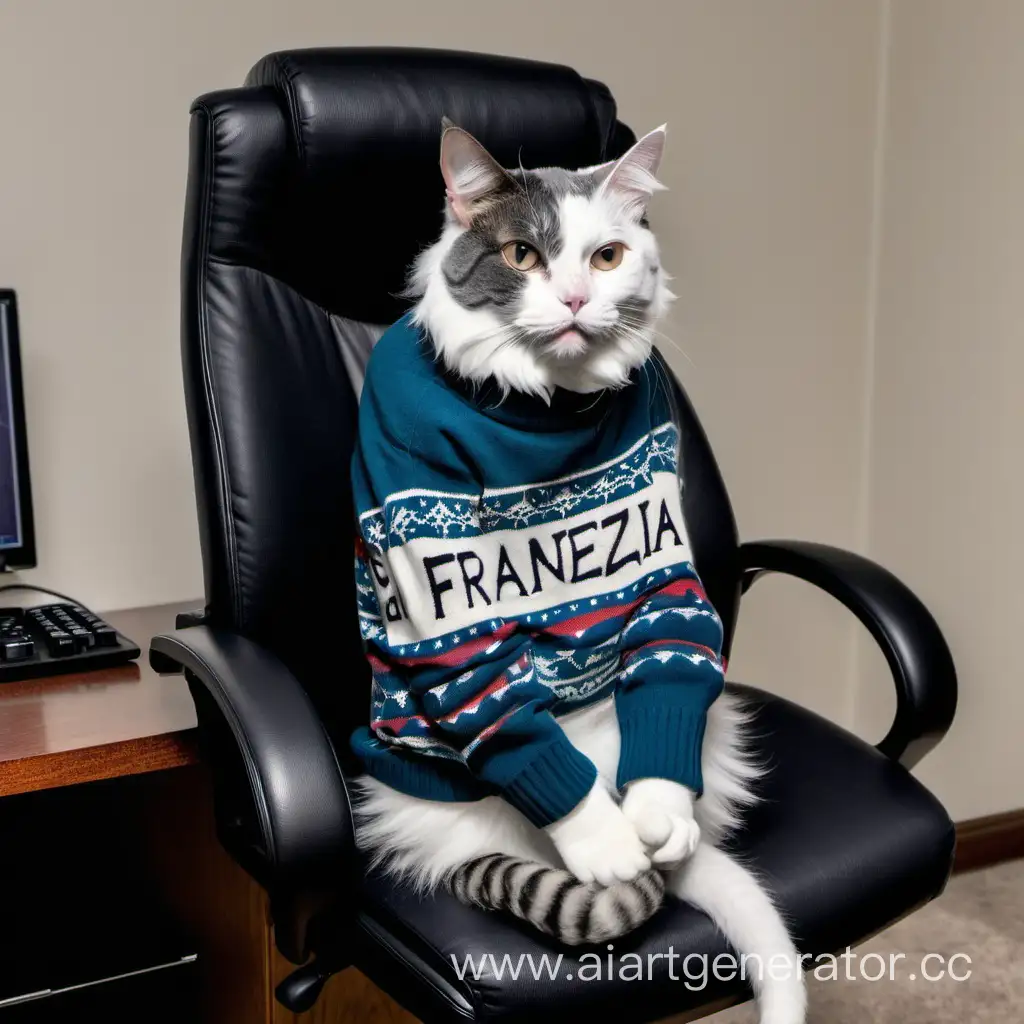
[707,860,1024,1022]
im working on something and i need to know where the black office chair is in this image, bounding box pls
[150,48,958,1022]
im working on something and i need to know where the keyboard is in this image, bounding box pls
[0,603,140,682]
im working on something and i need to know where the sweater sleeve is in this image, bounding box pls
[613,563,726,795]
[352,348,596,828]
[357,573,597,827]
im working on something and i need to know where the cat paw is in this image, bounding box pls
[545,783,651,886]
[621,778,701,869]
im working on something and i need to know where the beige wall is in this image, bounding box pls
[856,0,1024,820]
[0,0,881,731]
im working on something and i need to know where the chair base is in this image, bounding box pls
[276,959,338,1013]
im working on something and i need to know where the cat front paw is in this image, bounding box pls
[621,778,701,869]
[545,783,651,886]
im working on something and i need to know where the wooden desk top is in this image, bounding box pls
[0,601,200,797]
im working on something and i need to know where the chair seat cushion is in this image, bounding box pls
[349,684,955,1023]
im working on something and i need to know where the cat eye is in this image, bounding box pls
[501,240,541,272]
[590,242,626,271]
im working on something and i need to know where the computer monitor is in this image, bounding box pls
[0,290,36,570]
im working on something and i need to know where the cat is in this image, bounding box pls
[350,122,807,1024]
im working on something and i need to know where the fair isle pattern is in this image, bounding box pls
[358,561,723,711]
[355,556,386,644]
[362,561,725,762]
[360,422,678,549]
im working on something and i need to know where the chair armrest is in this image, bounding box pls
[738,540,958,768]
[150,627,356,961]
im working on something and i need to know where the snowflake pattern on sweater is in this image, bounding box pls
[360,423,679,549]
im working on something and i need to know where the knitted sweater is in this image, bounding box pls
[350,315,726,828]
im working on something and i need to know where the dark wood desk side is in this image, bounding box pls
[0,598,418,1023]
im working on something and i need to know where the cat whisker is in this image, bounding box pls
[648,330,695,368]
[615,315,694,369]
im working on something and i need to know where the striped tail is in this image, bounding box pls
[449,854,665,945]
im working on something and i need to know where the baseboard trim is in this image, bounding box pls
[954,808,1024,874]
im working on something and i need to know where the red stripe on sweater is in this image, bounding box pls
[623,638,721,664]
[368,654,391,676]
[543,577,705,639]
[546,598,642,637]
[371,714,429,734]
[439,653,531,723]
[392,622,519,667]
[659,578,707,600]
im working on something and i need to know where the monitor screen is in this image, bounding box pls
[0,291,35,568]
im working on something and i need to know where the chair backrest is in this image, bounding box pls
[180,47,740,754]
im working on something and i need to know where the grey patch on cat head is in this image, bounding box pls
[441,166,599,313]
[521,166,601,199]
[443,230,524,309]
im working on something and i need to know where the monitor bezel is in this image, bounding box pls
[0,290,36,570]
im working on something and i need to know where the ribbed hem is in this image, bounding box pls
[503,735,598,828]
[616,702,707,795]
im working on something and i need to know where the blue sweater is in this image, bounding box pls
[351,315,725,827]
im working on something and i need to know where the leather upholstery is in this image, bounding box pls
[150,627,354,961]
[244,48,624,324]
[740,541,958,767]
[151,627,351,870]
[352,685,955,1022]
[167,47,958,1021]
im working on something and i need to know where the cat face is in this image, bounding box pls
[408,125,673,398]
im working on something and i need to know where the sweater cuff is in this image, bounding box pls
[503,734,598,828]
[616,702,708,796]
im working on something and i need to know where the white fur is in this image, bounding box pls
[410,127,675,399]
[354,694,803,1022]
[544,778,651,886]
[411,194,672,397]
[518,191,672,394]
[408,223,558,397]
[621,776,702,867]
[673,845,808,1024]
[353,691,761,887]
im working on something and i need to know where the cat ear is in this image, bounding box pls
[440,123,518,227]
[594,125,668,219]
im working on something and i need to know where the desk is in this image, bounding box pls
[0,604,199,796]
[0,601,415,1024]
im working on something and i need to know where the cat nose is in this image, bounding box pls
[562,295,588,315]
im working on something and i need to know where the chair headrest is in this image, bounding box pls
[242,47,629,324]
